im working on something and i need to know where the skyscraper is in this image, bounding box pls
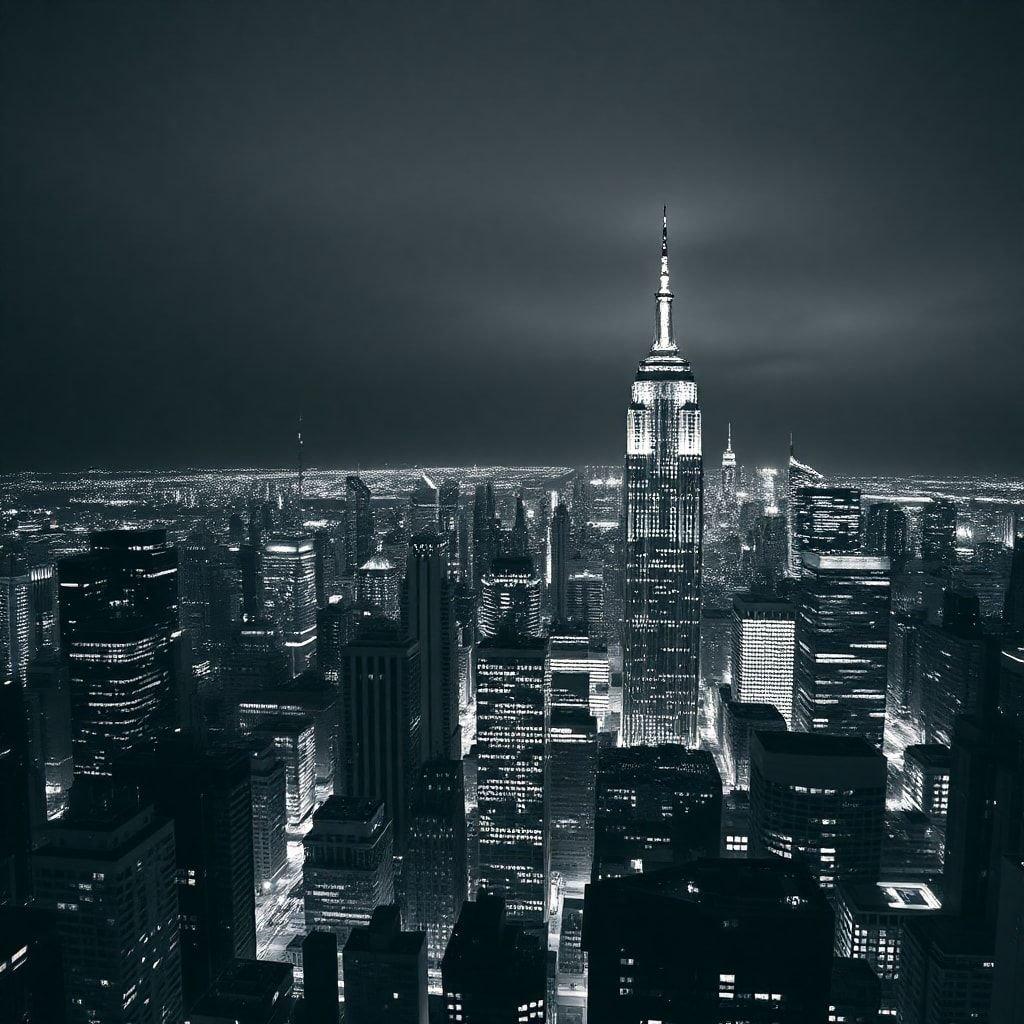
[58,529,186,778]
[475,635,546,926]
[471,482,497,598]
[865,501,911,572]
[260,532,318,677]
[478,556,542,640]
[409,473,440,536]
[345,475,375,576]
[0,553,33,681]
[720,423,737,508]
[790,486,862,575]
[920,497,957,570]
[249,739,287,892]
[794,553,891,749]
[439,478,464,583]
[785,439,824,576]
[403,532,460,761]
[548,501,570,624]
[623,211,703,748]
[356,554,401,620]
[547,704,597,891]
[730,593,796,726]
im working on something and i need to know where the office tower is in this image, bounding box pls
[750,509,787,590]
[345,475,375,575]
[356,554,401,620]
[882,808,945,880]
[260,532,317,677]
[342,905,429,1024]
[834,880,942,1015]
[0,678,34,905]
[992,856,1024,1023]
[898,916,994,1024]
[249,740,287,892]
[253,715,316,827]
[548,502,569,623]
[719,699,786,790]
[300,930,339,1024]
[750,732,886,890]
[888,607,927,740]
[475,636,546,925]
[730,593,796,726]
[58,528,185,777]
[186,959,294,1024]
[478,556,542,639]
[593,746,722,880]
[403,532,459,761]
[316,596,355,684]
[547,706,597,891]
[303,797,395,951]
[583,858,833,1024]
[547,628,611,727]
[403,760,467,985]
[916,589,993,746]
[23,656,73,820]
[27,559,59,661]
[791,487,862,574]
[511,495,530,558]
[438,478,463,582]
[567,566,605,638]
[942,713,1024,923]
[440,892,546,1024]
[622,212,703,749]
[920,497,957,569]
[720,423,737,507]
[337,619,421,847]
[471,482,497,597]
[758,465,779,508]
[1,553,33,680]
[409,473,440,536]
[902,744,951,819]
[569,469,591,549]
[829,958,881,1024]
[117,738,257,1007]
[786,439,824,575]
[865,501,911,572]
[794,553,891,749]
[1005,532,1024,630]
[31,793,182,1024]
[221,618,290,721]
[0,907,66,1024]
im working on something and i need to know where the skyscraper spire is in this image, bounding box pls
[727,422,733,453]
[653,206,676,353]
[297,414,304,505]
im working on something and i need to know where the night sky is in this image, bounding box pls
[2,2,1022,474]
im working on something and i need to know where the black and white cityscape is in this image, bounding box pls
[3,4,1024,1023]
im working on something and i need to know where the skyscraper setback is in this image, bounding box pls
[622,212,703,748]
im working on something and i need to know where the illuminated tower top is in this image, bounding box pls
[653,206,676,354]
[722,423,736,469]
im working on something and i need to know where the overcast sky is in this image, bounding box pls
[2,1,1022,474]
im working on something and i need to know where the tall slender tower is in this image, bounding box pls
[786,437,823,576]
[622,210,703,748]
[720,423,737,505]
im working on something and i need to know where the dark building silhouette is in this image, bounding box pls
[345,475,375,576]
[298,930,339,1024]
[583,858,833,1024]
[117,738,257,1009]
[23,655,74,821]
[337,618,422,848]
[547,706,598,890]
[342,904,428,1024]
[992,856,1024,1023]
[403,532,460,761]
[185,958,293,1024]
[471,483,498,598]
[440,892,546,1024]
[548,501,570,624]
[902,744,951,819]
[0,677,34,906]
[785,442,824,576]
[794,552,891,749]
[865,501,911,572]
[403,760,467,984]
[790,486,862,575]
[1005,532,1024,631]
[750,732,886,890]
[0,907,66,1024]
[59,528,187,777]
[593,745,722,880]
[717,698,786,790]
[829,957,882,1024]
[920,497,957,570]
[31,789,182,1024]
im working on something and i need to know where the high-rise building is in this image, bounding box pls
[548,502,569,624]
[403,760,467,986]
[345,476,375,576]
[409,473,440,536]
[31,792,182,1024]
[1,553,33,681]
[593,745,722,880]
[403,532,459,761]
[750,732,886,890]
[920,497,957,570]
[785,440,824,576]
[0,677,34,905]
[794,553,891,749]
[58,529,186,778]
[440,892,546,1024]
[790,487,862,575]
[623,212,703,748]
[337,619,422,847]
[116,738,257,1007]
[300,930,339,1024]
[730,593,796,726]
[342,905,429,1024]
[511,495,530,558]
[547,706,597,892]
[902,744,951,820]
[1005,532,1024,631]
[249,739,287,892]
[478,556,542,639]
[865,501,911,572]
[303,797,395,954]
[750,510,788,590]
[566,567,605,639]
[720,422,737,508]
[992,856,1024,1024]
[829,957,882,1024]
[356,554,401,620]
[253,715,316,827]
[475,636,546,926]
[23,656,74,820]
[260,532,318,677]
[471,482,497,597]
[439,478,464,583]
[718,698,786,790]
[0,907,66,1024]
[583,858,833,1024]
[186,958,294,1024]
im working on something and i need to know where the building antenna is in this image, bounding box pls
[297,413,304,506]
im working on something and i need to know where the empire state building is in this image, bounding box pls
[622,210,703,748]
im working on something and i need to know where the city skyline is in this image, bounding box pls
[3,2,1024,474]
